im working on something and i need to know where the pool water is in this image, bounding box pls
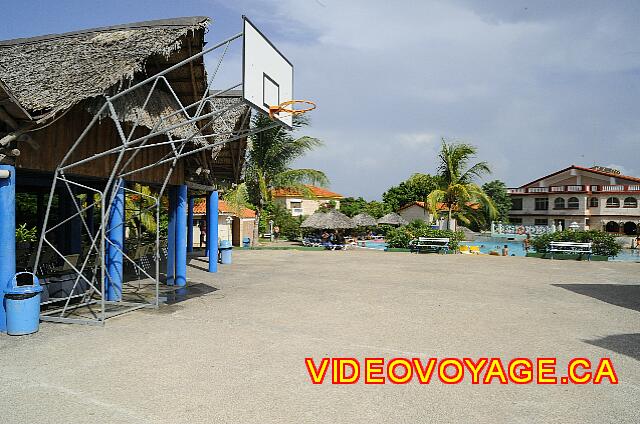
[610,249,640,263]
[361,240,388,250]
[461,241,526,256]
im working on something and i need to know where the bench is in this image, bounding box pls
[409,237,450,254]
[548,241,592,260]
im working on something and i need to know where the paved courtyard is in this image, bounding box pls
[1,249,639,423]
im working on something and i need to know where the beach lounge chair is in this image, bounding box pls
[459,245,471,254]
[469,246,481,254]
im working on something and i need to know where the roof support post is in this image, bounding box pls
[0,164,16,332]
[187,197,194,253]
[207,190,218,273]
[175,185,187,287]
[166,187,177,285]
[106,179,124,301]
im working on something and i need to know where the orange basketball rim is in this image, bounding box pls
[268,100,316,119]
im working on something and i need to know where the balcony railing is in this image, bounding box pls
[597,185,625,192]
[509,184,640,194]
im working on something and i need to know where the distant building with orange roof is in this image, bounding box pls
[192,199,256,247]
[397,201,481,227]
[272,184,344,216]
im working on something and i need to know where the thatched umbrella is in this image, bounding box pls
[352,212,377,227]
[377,212,408,226]
[301,210,355,229]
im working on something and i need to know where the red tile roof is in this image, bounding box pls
[192,199,256,218]
[518,165,640,188]
[272,184,344,199]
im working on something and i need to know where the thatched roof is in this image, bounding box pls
[377,212,408,226]
[352,212,377,227]
[301,210,355,229]
[0,16,209,122]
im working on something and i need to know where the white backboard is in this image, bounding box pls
[243,17,294,129]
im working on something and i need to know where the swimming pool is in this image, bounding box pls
[461,241,526,256]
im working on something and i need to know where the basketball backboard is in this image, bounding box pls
[242,17,294,129]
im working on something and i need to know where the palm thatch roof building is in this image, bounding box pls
[301,210,355,230]
[351,212,377,227]
[377,212,408,226]
[0,16,249,187]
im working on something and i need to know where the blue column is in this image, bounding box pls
[207,191,218,273]
[106,179,125,301]
[166,187,176,285]
[175,185,187,287]
[0,165,16,332]
[205,198,210,256]
[187,197,194,253]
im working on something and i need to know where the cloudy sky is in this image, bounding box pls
[3,1,640,199]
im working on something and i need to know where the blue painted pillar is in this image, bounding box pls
[106,179,125,301]
[207,191,218,273]
[205,199,210,257]
[166,187,176,285]
[187,197,194,253]
[0,165,16,332]
[175,185,187,287]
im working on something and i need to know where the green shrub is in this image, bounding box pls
[385,220,464,250]
[530,230,621,257]
[16,223,37,243]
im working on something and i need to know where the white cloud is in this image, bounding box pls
[217,0,640,199]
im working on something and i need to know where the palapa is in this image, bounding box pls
[377,212,408,226]
[351,212,377,227]
[301,210,355,229]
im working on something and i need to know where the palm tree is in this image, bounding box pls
[242,114,328,244]
[426,139,497,230]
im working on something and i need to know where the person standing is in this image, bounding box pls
[274,225,280,241]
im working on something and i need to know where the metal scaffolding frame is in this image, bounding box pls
[34,28,280,325]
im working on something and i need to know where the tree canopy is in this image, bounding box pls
[482,180,512,223]
[426,139,497,229]
[382,173,440,211]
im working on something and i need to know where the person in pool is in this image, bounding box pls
[502,244,509,256]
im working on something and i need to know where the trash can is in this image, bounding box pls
[242,237,251,249]
[219,240,233,264]
[4,272,43,336]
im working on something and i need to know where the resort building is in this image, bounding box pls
[507,165,640,235]
[192,200,256,247]
[272,185,344,216]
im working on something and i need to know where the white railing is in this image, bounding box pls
[528,187,548,193]
[567,185,583,192]
[508,188,525,194]
[600,185,624,192]
[628,185,640,191]
[590,185,599,191]
[550,186,564,192]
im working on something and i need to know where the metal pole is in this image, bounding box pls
[0,164,16,332]
[208,191,218,273]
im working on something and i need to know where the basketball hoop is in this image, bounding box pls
[268,100,316,119]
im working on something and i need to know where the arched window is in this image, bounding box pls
[606,197,620,208]
[589,197,598,208]
[605,221,620,232]
[623,197,638,208]
[554,198,565,209]
[567,197,579,209]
